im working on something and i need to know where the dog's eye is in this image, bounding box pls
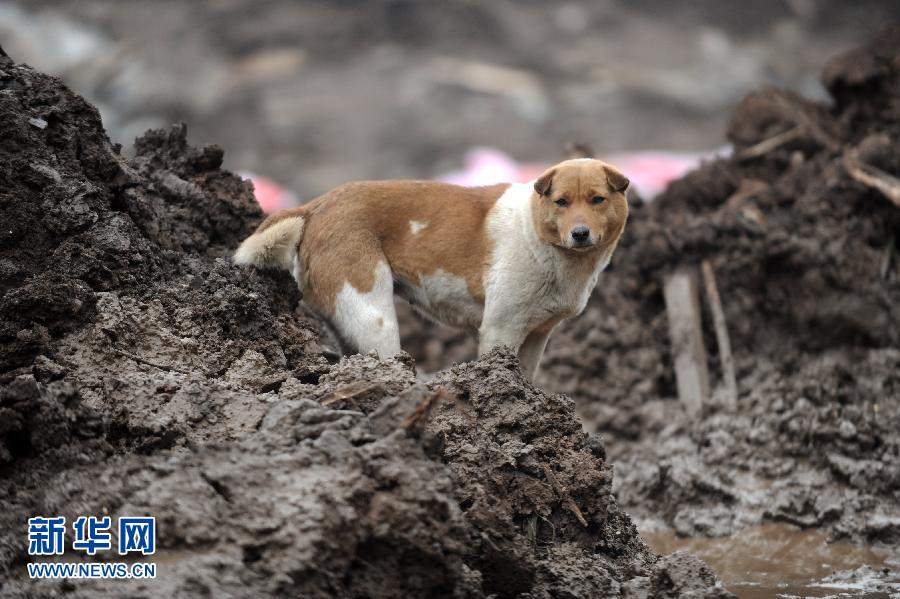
[555,198,569,207]
[592,196,606,205]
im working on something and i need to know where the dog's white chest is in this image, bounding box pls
[491,259,597,328]
[535,268,596,318]
[481,182,605,332]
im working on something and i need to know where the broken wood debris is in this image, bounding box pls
[113,348,191,375]
[663,270,710,415]
[735,125,804,162]
[842,150,900,208]
[701,261,737,410]
[319,381,383,406]
[881,235,894,280]
[401,388,447,431]
[541,464,588,527]
[772,93,841,153]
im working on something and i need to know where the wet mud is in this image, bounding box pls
[2,23,899,598]
[644,523,899,597]
[0,48,731,597]
[535,24,900,593]
[395,25,900,595]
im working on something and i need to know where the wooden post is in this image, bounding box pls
[663,270,709,415]
[701,261,738,410]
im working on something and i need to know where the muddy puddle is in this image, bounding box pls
[642,523,900,598]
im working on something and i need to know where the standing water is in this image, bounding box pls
[642,523,900,598]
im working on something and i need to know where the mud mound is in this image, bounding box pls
[0,51,730,596]
[0,49,326,462]
[9,390,480,598]
[428,351,646,595]
[540,25,900,543]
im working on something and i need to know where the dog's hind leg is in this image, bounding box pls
[329,260,401,358]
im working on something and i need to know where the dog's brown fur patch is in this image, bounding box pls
[269,181,507,314]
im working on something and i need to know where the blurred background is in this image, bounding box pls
[2,0,896,203]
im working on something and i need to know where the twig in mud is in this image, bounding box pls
[401,388,447,430]
[735,126,804,162]
[701,261,738,410]
[725,179,769,208]
[663,270,710,415]
[113,348,191,375]
[772,94,841,153]
[843,151,900,208]
[525,515,539,545]
[319,381,381,406]
[881,235,894,281]
[541,464,588,527]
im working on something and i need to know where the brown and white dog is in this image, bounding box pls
[234,158,629,380]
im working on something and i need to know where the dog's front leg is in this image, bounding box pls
[477,321,527,359]
[478,288,532,365]
[517,326,555,382]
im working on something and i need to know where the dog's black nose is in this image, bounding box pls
[571,226,591,244]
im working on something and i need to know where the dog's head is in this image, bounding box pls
[531,158,629,253]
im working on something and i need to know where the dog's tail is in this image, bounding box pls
[233,207,307,271]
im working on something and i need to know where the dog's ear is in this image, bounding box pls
[604,165,629,193]
[534,167,556,196]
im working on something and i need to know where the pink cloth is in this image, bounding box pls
[438,146,723,200]
[240,171,299,213]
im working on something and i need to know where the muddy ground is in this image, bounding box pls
[393,22,900,546]
[383,24,900,593]
[2,15,900,599]
[0,46,732,597]
[538,24,900,549]
[409,22,900,582]
[530,27,900,595]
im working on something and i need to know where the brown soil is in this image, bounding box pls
[0,47,730,597]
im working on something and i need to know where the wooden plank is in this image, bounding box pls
[701,260,738,410]
[663,270,710,415]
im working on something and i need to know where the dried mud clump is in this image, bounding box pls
[540,26,900,542]
[0,50,731,596]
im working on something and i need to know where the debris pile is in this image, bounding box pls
[0,50,731,596]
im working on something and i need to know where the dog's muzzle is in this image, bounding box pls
[570,226,593,248]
